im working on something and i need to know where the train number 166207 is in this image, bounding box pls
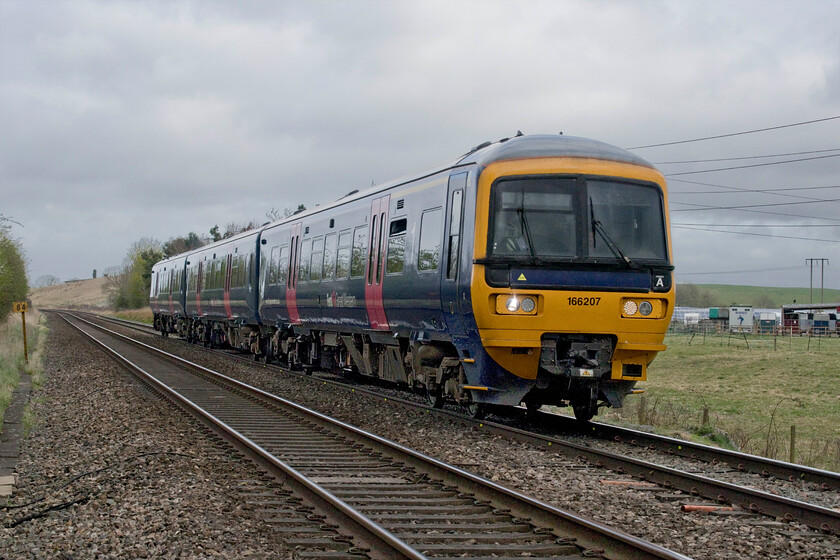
[567,297,601,306]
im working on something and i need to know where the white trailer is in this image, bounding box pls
[729,306,753,332]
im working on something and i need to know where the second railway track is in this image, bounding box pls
[61,311,689,560]
[82,311,840,537]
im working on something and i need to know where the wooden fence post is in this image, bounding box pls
[790,425,796,464]
[638,395,647,425]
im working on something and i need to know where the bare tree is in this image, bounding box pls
[33,275,61,288]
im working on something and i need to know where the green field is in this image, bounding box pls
[601,332,840,471]
[690,284,840,308]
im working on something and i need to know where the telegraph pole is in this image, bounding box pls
[805,258,829,303]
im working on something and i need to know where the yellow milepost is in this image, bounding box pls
[12,302,28,365]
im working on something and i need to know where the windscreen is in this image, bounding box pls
[489,176,668,263]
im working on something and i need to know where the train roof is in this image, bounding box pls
[458,134,655,169]
[261,134,656,230]
[157,133,658,265]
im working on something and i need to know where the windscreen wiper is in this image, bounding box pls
[591,201,638,269]
[517,207,536,259]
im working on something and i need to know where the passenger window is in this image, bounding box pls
[323,233,337,281]
[268,247,278,285]
[235,256,244,288]
[418,208,443,271]
[351,226,367,278]
[336,231,351,279]
[278,245,289,285]
[299,238,312,282]
[310,237,324,282]
[386,218,407,274]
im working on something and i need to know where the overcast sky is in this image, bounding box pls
[1,0,839,291]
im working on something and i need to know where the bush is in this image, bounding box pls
[0,233,28,322]
[108,238,163,310]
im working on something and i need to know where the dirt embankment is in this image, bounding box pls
[29,277,111,310]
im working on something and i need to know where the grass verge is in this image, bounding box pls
[108,307,153,324]
[0,310,46,426]
[600,332,840,471]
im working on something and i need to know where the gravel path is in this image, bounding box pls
[0,316,294,559]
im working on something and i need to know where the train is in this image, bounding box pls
[150,133,675,421]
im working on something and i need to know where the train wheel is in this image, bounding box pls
[425,383,444,409]
[467,401,486,420]
[572,386,598,422]
[572,402,596,422]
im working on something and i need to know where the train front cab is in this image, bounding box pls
[468,156,675,421]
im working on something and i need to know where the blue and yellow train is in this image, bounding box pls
[150,133,675,420]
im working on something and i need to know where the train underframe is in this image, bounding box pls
[153,314,633,422]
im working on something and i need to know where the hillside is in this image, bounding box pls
[690,284,840,309]
[29,277,111,310]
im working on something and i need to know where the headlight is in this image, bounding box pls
[506,296,520,312]
[623,300,638,316]
[639,301,653,316]
[520,297,536,313]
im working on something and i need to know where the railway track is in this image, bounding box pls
[60,311,688,560]
[79,312,840,535]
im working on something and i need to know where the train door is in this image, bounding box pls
[223,253,233,318]
[286,223,302,324]
[168,268,174,314]
[441,172,468,336]
[365,195,390,330]
[196,261,203,315]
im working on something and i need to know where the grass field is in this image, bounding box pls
[600,331,840,471]
[693,284,840,308]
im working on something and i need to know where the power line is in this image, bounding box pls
[679,265,804,276]
[668,195,840,221]
[626,115,840,150]
[654,148,840,164]
[670,181,840,195]
[671,198,840,211]
[672,223,840,228]
[672,225,840,243]
[665,153,840,176]
[669,182,838,203]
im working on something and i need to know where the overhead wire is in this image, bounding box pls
[665,153,840,176]
[672,223,840,228]
[654,148,840,164]
[672,224,840,243]
[671,198,840,211]
[667,199,840,221]
[669,179,840,195]
[626,115,840,150]
[678,265,804,276]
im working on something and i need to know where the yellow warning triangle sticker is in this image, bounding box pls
[518,273,527,281]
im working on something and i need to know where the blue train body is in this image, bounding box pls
[151,134,675,420]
